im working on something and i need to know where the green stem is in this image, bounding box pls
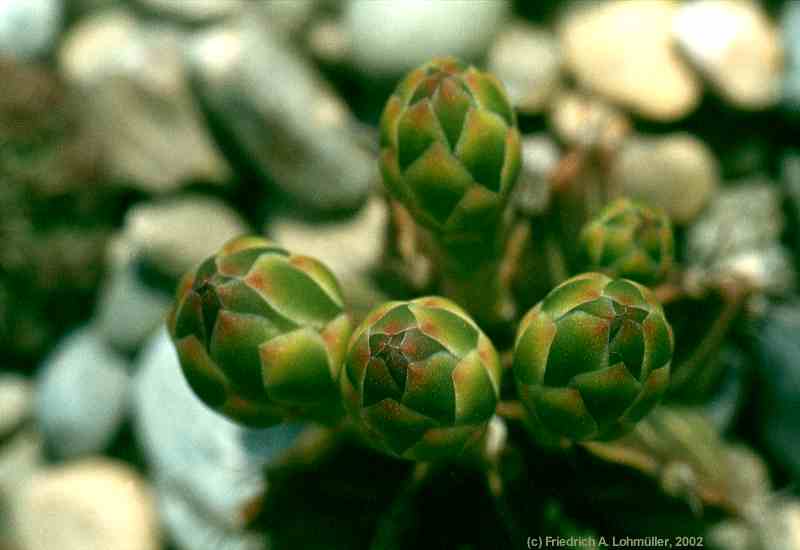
[369,462,433,550]
[434,225,515,327]
[485,467,526,547]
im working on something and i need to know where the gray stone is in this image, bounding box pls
[65,0,120,17]
[708,520,751,550]
[782,152,800,207]
[549,91,631,152]
[132,327,302,550]
[11,459,159,550]
[59,10,232,194]
[782,152,800,256]
[307,17,352,67]
[134,0,244,22]
[700,346,747,433]
[268,197,387,282]
[123,195,249,280]
[755,302,800,481]
[346,0,509,77]
[783,2,800,114]
[686,181,794,294]
[559,0,700,121]
[709,499,800,550]
[759,500,800,550]
[35,327,130,459]
[257,0,316,36]
[188,13,374,212]
[674,0,782,110]
[0,0,62,60]
[0,375,32,441]
[0,431,42,541]
[611,133,719,224]
[488,22,561,115]
[511,134,559,217]
[95,237,173,353]
[159,488,264,550]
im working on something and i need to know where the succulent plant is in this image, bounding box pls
[379,56,521,240]
[340,296,501,460]
[513,272,673,441]
[579,197,674,285]
[167,235,352,427]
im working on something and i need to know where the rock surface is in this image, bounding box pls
[0,376,33,441]
[59,10,231,193]
[783,2,800,115]
[35,327,130,458]
[95,236,174,353]
[122,195,249,280]
[488,22,561,115]
[783,152,800,256]
[269,197,387,281]
[686,181,794,294]
[673,0,782,110]
[346,0,509,76]
[709,499,800,550]
[188,12,374,212]
[511,135,559,217]
[11,459,159,550]
[134,0,243,22]
[132,328,302,550]
[0,0,62,60]
[0,379,40,541]
[559,0,700,121]
[611,133,718,224]
[0,431,43,541]
[755,301,800,481]
[549,91,630,152]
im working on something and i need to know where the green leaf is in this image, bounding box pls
[455,107,507,193]
[361,399,438,456]
[545,310,610,387]
[245,255,342,328]
[261,328,335,405]
[571,363,642,430]
[402,142,474,228]
[402,352,458,425]
[209,309,280,399]
[532,386,598,441]
[409,303,479,358]
[452,350,498,424]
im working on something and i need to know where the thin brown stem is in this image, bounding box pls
[670,283,749,394]
[498,221,530,291]
[496,401,526,421]
[544,234,569,286]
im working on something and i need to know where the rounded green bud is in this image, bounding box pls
[513,273,673,441]
[379,56,521,238]
[167,235,352,427]
[579,197,674,285]
[341,296,501,460]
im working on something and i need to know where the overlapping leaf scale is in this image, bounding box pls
[342,297,500,459]
[580,198,674,284]
[378,56,520,236]
[513,274,673,441]
[168,236,351,427]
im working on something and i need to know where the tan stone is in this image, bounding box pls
[611,133,718,224]
[673,0,783,109]
[559,0,700,121]
[12,459,160,550]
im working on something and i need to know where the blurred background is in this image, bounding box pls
[1,0,800,549]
